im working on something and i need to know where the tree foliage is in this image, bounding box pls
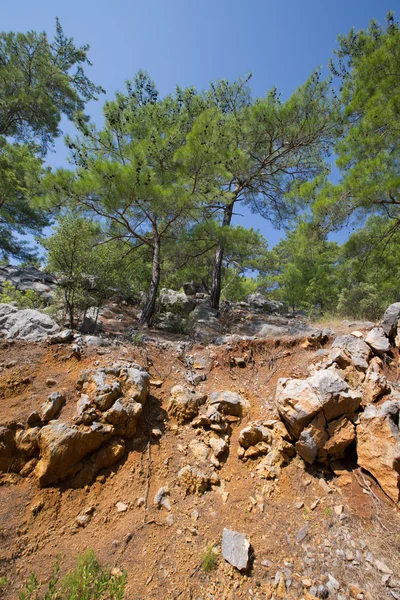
[314,12,400,233]
[0,19,103,260]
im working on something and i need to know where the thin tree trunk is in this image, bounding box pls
[140,231,161,327]
[210,202,234,310]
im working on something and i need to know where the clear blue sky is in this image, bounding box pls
[3,0,397,248]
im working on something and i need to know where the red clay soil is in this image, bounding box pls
[0,334,399,600]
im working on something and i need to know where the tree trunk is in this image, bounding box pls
[140,232,161,327]
[210,202,234,310]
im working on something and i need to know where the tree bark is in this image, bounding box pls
[139,230,161,327]
[210,202,234,310]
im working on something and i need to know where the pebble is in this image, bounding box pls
[296,523,309,543]
[115,502,128,512]
[375,559,393,575]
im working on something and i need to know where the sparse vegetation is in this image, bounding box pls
[0,281,44,309]
[201,544,218,572]
[17,551,126,600]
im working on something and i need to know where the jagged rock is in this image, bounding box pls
[208,436,228,459]
[331,335,372,371]
[68,437,126,487]
[275,370,361,439]
[177,465,218,494]
[188,304,221,342]
[34,422,114,486]
[154,486,171,510]
[95,382,122,411]
[183,281,204,295]
[357,401,400,503]
[321,347,353,370]
[15,427,40,459]
[209,391,248,417]
[295,412,329,464]
[49,329,73,344]
[362,358,390,404]
[238,423,272,449]
[244,442,271,459]
[84,335,111,347]
[0,304,59,342]
[168,385,207,424]
[74,394,97,425]
[246,293,286,315]
[103,398,143,437]
[159,288,196,314]
[0,265,56,302]
[321,416,356,462]
[382,302,400,337]
[27,411,42,426]
[40,392,65,422]
[120,366,150,404]
[256,447,291,479]
[222,528,250,571]
[365,327,390,354]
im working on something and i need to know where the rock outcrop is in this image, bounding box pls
[357,401,400,503]
[0,304,59,342]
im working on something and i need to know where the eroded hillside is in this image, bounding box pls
[0,302,400,600]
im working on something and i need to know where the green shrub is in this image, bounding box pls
[17,550,126,600]
[0,281,44,309]
[201,544,218,572]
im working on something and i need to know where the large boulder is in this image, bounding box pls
[275,369,361,439]
[365,327,390,354]
[34,422,114,486]
[246,293,286,315]
[189,304,221,342]
[238,423,272,449]
[209,391,248,417]
[0,304,59,342]
[168,385,207,424]
[331,335,372,371]
[382,302,400,338]
[40,392,65,422]
[357,401,400,503]
[0,265,56,303]
[103,398,143,437]
[158,288,196,314]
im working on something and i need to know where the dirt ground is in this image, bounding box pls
[0,328,400,600]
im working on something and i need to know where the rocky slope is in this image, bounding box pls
[0,298,399,599]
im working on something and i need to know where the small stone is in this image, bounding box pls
[137,497,145,507]
[317,584,329,599]
[191,509,199,521]
[45,378,57,387]
[327,574,340,590]
[295,501,304,509]
[296,522,309,543]
[76,514,91,527]
[318,478,332,494]
[334,504,343,515]
[375,559,393,574]
[222,528,250,571]
[150,380,163,387]
[310,498,320,510]
[165,514,174,526]
[154,487,171,510]
[349,584,363,598]
[115,502,128,512]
